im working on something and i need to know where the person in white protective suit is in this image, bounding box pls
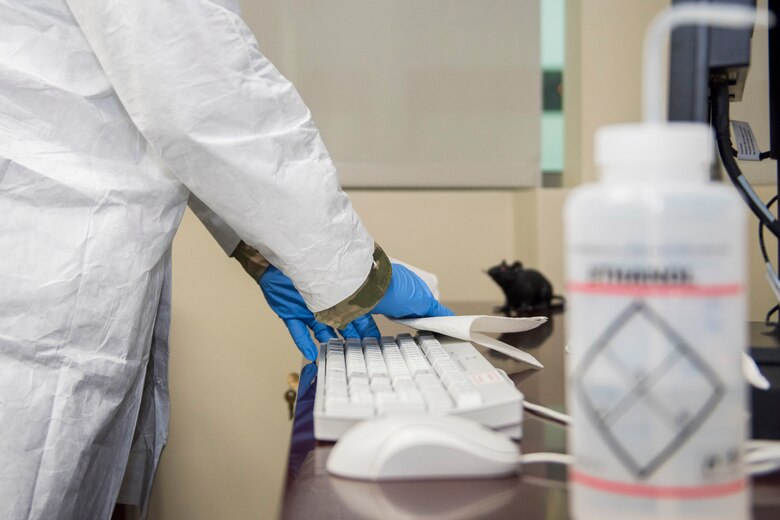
[0,1,453,519]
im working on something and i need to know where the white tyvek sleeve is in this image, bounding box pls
[63,0,375,312]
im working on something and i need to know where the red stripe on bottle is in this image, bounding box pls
[571,471,746,499]
[566,282,742,297]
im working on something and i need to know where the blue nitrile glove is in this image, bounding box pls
[372,263,455,319]
[259,266,337,360]
[333,263,455,337]
[259,266,381,360]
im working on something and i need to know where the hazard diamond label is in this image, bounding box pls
[573,300,724,479]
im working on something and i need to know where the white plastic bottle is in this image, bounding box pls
[564,122,748,519]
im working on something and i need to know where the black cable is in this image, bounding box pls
[759,196,780,325]
[766,304,779,326]
[712,80,780,325]
[759,195,780,326]
[711,79,780,239]
[759,195,779,263]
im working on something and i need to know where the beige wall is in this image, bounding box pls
[347,190,514,303]
[565,0,669,186]
[278,1,540,188]
[149,1,778,519]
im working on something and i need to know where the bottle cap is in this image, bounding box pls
[595,122,714,175]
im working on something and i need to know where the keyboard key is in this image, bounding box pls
[346,357,367,377]
[392,376,416,390]
[397,389,424,404]
[441,371,469,390]
[433,359,459,376]
[350,393,374,406]
[415,373,443,389]
[366,357,389,378]
[424,392,453,411]
[370,377,393,392]
[450,384,482,408]
[348,378,370,393]
[325,396,348,411]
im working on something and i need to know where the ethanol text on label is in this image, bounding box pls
[589,266,693,285]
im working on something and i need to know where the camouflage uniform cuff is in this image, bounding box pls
[231,240,270,281]
[314,244,392,329]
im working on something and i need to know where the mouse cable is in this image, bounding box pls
[522,402,780,475]
[711,79,780,239]
[745,440,780,476]
[523,400,572,425]
[515,440,780,476]
[516,442,780,476]
[519,452,574,466]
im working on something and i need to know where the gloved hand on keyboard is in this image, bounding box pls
[259,265,382,360]
[372,263,454,319]
[339,262,455,343]
[260,262,453,360]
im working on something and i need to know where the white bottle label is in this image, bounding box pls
[567,239,747,509]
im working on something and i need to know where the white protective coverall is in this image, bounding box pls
[0,0,386,518]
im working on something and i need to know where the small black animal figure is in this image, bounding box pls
[487,260,565,315]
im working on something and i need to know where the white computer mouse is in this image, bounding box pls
[326,414,521,481]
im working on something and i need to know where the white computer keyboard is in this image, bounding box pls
[313,332,524,441]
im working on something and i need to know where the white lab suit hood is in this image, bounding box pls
[0,1,375,518]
